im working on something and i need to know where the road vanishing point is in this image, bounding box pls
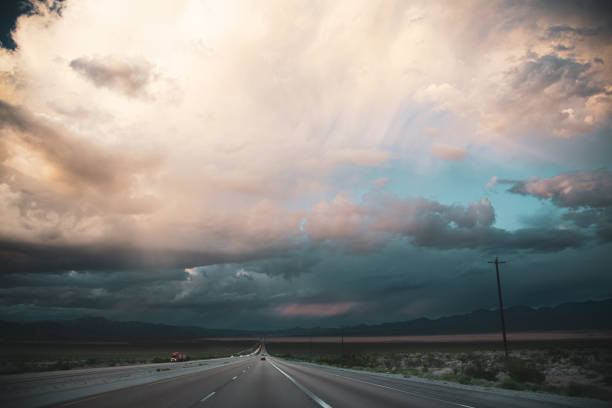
[0,345,607,408]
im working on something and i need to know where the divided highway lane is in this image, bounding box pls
[0,355,257,408]
[40,355,608,408]
[47,357,317,408]
[54,358,266,408]
[3,351,608,407]
[270,358,607,408]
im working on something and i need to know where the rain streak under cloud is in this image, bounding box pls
[0,0,611,329]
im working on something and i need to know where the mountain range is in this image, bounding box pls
[1,298,610,341]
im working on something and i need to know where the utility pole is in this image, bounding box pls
[488,256,509,359]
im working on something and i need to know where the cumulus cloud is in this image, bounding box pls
[500,169,612,242]
[485,176,498,189]
[510,55,598,97]
[305,192,584,252]
[500,169,612,208]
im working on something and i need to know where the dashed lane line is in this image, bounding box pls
[327,371,475,408]
[57,359,252,407]
[269,360,332,408]
[200,391,215,403]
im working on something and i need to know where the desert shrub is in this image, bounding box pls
[424,353,444,367]
[151,356,166,363]
[566,382,588,397]
[51,360,72,371]
[547,348,569,362]
[405,368,420,376]
[463,358,497,381]
[337,353,373,368]
[500,378,524,390]
[404,356,420,368]
[570,353,588,366]
[458,353,472,363]
[458,376,472,385]
[440,372,458,382]
[507,358,545,383]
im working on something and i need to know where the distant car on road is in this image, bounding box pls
[260,356,266,360]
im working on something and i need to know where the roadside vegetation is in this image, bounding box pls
[266,339,612,401]
[0,340,258,375]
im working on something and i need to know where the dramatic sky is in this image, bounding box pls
[0,0,611,330]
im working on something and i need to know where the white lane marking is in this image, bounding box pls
[232,376,238,380]
[269,360,332,408]
[329,372,475,408]
[200,391,215,403]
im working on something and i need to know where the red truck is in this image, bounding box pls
[170,352,189,362]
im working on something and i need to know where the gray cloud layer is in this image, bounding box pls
[70,56,154,96]
[1,0,611,328]
[2,243,611,329]
[500,169,612,242]
[501,169,612,208]
[305,193,585,253]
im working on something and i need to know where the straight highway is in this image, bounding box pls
[0,346,607,408]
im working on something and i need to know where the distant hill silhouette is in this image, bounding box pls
[1,298,610,341]
[0,317,248,341]
[270,298,612,337]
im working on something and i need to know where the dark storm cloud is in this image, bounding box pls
[0,269,187,290]
[2,241,611,330]
[500,169,612,243]
[0,238,252,274]
[411,226,585,252]
[531,0,612,22]
[547,25,604,38]
[306,193,586,253]
[69,56,154,96]
[0,263,278,314]
[510,54,605,98]
[244,252,319,279]
[563,208,612,242]
[500,169,612,208]
[0,0,23,49]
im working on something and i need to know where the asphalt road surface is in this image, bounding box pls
[34,352,607,408]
